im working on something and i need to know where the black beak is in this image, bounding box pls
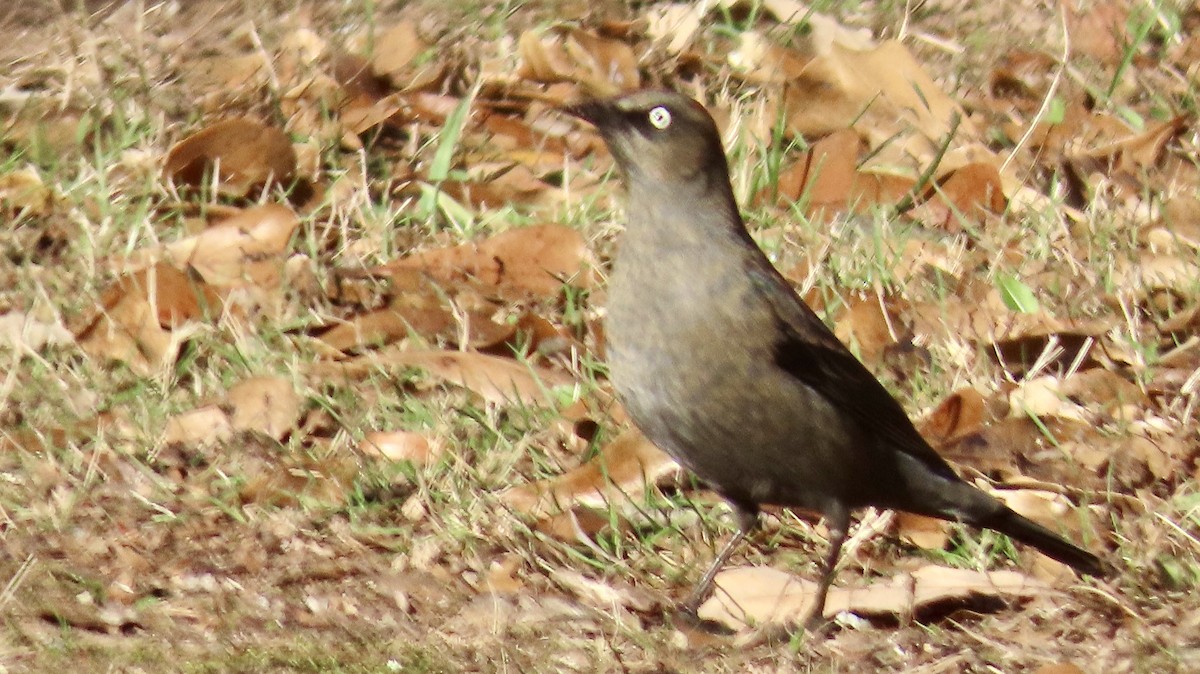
[564,98,614,126]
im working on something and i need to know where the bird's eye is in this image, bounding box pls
[647,106,672,130]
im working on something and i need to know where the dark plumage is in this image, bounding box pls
[569,90,1106,627]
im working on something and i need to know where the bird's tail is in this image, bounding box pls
[976,506,1108,578]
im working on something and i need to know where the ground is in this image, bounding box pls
[1,0,1199,672]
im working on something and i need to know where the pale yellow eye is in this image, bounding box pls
[648,106,672,129]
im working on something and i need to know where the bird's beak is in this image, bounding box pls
[564,98,614,126]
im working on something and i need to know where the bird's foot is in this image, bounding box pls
[803,611,834,635]
[671,600,735,635]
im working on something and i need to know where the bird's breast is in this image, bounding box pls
[604,223,782,444]
[602,212,868,511]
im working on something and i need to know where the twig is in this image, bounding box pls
[892,110,962,216]
[999,3,1071,176]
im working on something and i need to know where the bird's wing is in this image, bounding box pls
[749,267,960,479]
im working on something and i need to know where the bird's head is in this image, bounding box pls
[568,90,730,188]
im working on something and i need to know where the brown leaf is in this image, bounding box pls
[164,118,297,196]
[941,416,1112,491]
[502,428,679,520]
[549,567,656,612]
[0,167,53,216]
[240,452,359,508]
[333,52,389,101]
[1122,434,1189,482]
[767,129,859,207]
[361,430,443,464]
[0,310,73,352]
[481,111,571,166]
[764,129,915,216]
[315,348,571,407]
[919,388,988,448]
[895,512,951,550]
[182,53,269,96]
[912,282,1110,367]
[160,376,300,448]
[316,297,514,354]
[698,565,1045,630]
[384,223,595,300]
[156,204,300,286]
[729,32,813,84]
[75,263,223,375]
[1058,368,1146,414]
[988,50,1059,102]
[226,375,302,441]
[1075,116,1189,194]
[833,292,910,364]
[1065,0,1130,64]
[483,553,526,595]
[517,27,639,95]
[780,40,976,157]
[908,163,1007,233]
[643,2,707,53]
[1141,195,1200,253]
[1009,376,1091,422]
[1035,665,1087,674]
[339,92,408,136]
[369,22,426,85]
[162,405,233,447]
[1115,251,1200,297]
[433,168,551,210]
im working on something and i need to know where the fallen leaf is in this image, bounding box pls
[1141,195,1200,253]
[1035,664,1087,674]
[763,128,916,216]
[0,311,74,352]
[942,415,1113,492]
[151,204,300,286]
[0,167,53,215]
[316,294,514,354]
[895,513,950,549]
[1064,0,1130,64]
[1116,252,1200,297]
[780,40,977,160]
[729,31,812,83]
[699,565,1045,630]
[908,163,1007,233]
[766,128,860,208]
[549,568,656,612]
[384,223,595,300]
[1009,376,1090,422]
[370,22,427,85]
[483,554,525,595]
[182,53,269,99]
[919,388,988,448]
[313,348,572,407]
[518,27,639,95]
[833,292,911,364]
[361,430,443,464]
[1074,115,1188,195]
[502,428,679,519]
[226,375,302,441]
[164,118,297,196]
[644,2,708,54]
[161,405,233,447]
[75,263,223,375]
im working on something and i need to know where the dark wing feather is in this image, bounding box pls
[748,266,959,480]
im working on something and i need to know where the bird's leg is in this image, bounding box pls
[802,503,850,631]
[681,505,759,617]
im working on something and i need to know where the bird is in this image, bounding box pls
[567,89,1107,629]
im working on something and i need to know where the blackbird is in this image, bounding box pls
[568,90,1106,627]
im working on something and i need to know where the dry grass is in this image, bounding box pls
[2,0,1199,672]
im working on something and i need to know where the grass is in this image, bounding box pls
[3,0,1200,672]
